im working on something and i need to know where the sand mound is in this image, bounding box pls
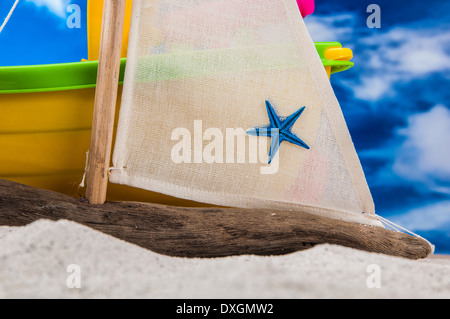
[0,219,449,299]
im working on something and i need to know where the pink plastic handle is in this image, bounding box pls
[297,0,315,18]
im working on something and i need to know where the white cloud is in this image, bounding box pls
[305,15,450,102]
[373,28,450,76]
[305,14,355,43]
[352,75,394,101]
[352,27,450,101]
[26,0,70,18]
[389,200,450,231]
[393,105,450,193]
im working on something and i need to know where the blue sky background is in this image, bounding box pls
[0,0,449,253]
[0,0,87,65]
[306,0,450,254]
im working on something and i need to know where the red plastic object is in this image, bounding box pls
[297,0,315,18]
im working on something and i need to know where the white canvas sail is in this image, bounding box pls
[110,0,381,227]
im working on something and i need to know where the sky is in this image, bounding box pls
[0,0,449,253]
[0,0,87,65]
[305,0,450,253]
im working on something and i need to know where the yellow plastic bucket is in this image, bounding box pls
[87,0,134,61]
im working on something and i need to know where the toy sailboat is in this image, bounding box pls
[109,0,379,227]
[0,0,434,259]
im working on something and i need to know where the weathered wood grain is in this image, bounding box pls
[0,179,432,260]
[85,0,127,204]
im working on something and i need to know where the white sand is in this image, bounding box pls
[0,219,449,299]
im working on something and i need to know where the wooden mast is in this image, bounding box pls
[85,0,127,204]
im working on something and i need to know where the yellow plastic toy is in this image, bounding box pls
[87,0,134,60]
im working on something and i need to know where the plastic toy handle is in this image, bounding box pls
[297,0,315,18]
[325,47,353,61]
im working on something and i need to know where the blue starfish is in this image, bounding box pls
[247,100,310,164]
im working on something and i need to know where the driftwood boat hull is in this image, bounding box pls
[0,179,433,260]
